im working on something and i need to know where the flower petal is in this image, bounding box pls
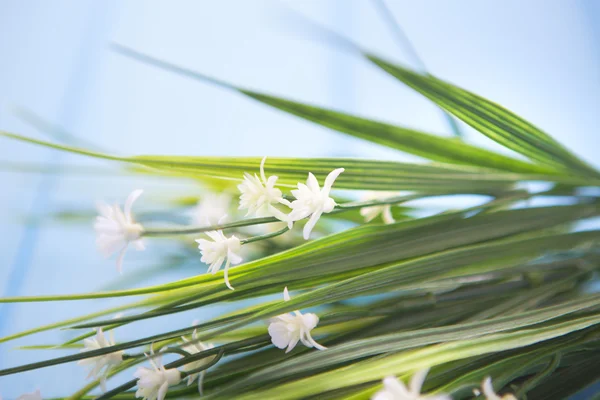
[124,189,143,222]
[322,168,344,197]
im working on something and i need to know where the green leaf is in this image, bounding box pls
[242,92,555,175]
[365,54,600,178]
[110,44,561,175]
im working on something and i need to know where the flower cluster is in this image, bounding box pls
[180,328,216,395]
[134,348,182,400]
[78,326,124,392]
[267,287,326,353]
[130,333,216,400]
[372,372,517,400]
[238,156,344,239]
[83,158,417,396]
[94,189,145,273]
[92,158,349,287]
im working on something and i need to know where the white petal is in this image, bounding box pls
[124,189,143,221]
[224,259,235,290]
[322,168,344,197]
[306,173,320,193]
[260,156,268,183]
[285,335,300,353]
[227,250,243,265]
[283,287,291,302]
[198,370,206,395]
[382,206,395,224]
[115,246,128,274]
[157,380,169,400]
[409,368,429,395]
[303,210,322,240]
[382,376,411,397]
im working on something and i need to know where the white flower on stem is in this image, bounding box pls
[279,168,344,239]
[360,191,396,224]
[196,231,243,290]
[267,287,326,353]
[78,327,124,392]
[238,156,285,217]
[16,390,42,400]
[134,348,182,400]
[192,193,231,226]
[180,327,216,395]
[371,369,451,400]
[94,189,145,273]
[475,377,517,400]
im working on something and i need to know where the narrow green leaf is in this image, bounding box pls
[366,54,600,178]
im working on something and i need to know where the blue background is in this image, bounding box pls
[1,0,599,397]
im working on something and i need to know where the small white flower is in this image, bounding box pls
[360,191,396,224]
[94,189,145,273]
[475,377,517,400]
[238,156,285,217]
[192,193,231,226]
[134,349,182,400]
[16,390,42,400]
[180,328,216,395]
[196,231,243,290]
[78,327,124,392]
[278,168,344,239]
[371,369,451,400]
[267,287,326,353]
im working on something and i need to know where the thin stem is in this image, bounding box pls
[370,0,463,138]
[515,353,562,397]
[142,195,422,237]
[160,348,192,358]
[241,226,290,244]
[180,348,225,378]
[142,216,279,236]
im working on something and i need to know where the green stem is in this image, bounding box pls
[142,216,279,236]
[180,348,225,378]
[515,353,562,397]
[142,194,423,237]
[241,226,290,244]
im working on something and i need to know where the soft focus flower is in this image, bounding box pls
[94,189,145,273]
[16,390,42,400]
[279,168,344,239]
[371,369,451,400]
[360,191,396,224]
[192,193,231,226]
[267,287,326,353]
[475,377,517,400]
[238,156,285,217]
[196,231,243,290]
[134,349,181,400]
[180,328,216,395]
[78,327,124,392]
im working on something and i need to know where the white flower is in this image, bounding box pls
[180,328,216,395]
[94,189,145,273]
[192,193,231,226]
[267,287,326,353]
[371,370,451,400]
[78,327,124,392]
[196,231,243,290]
[360,191,396,224]
[279,168,344,239]
[134,349,182,400]
[16,390,42,400]
[475,377,517,400]
[238,156,285,217]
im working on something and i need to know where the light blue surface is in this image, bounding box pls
[1,0,599,397]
